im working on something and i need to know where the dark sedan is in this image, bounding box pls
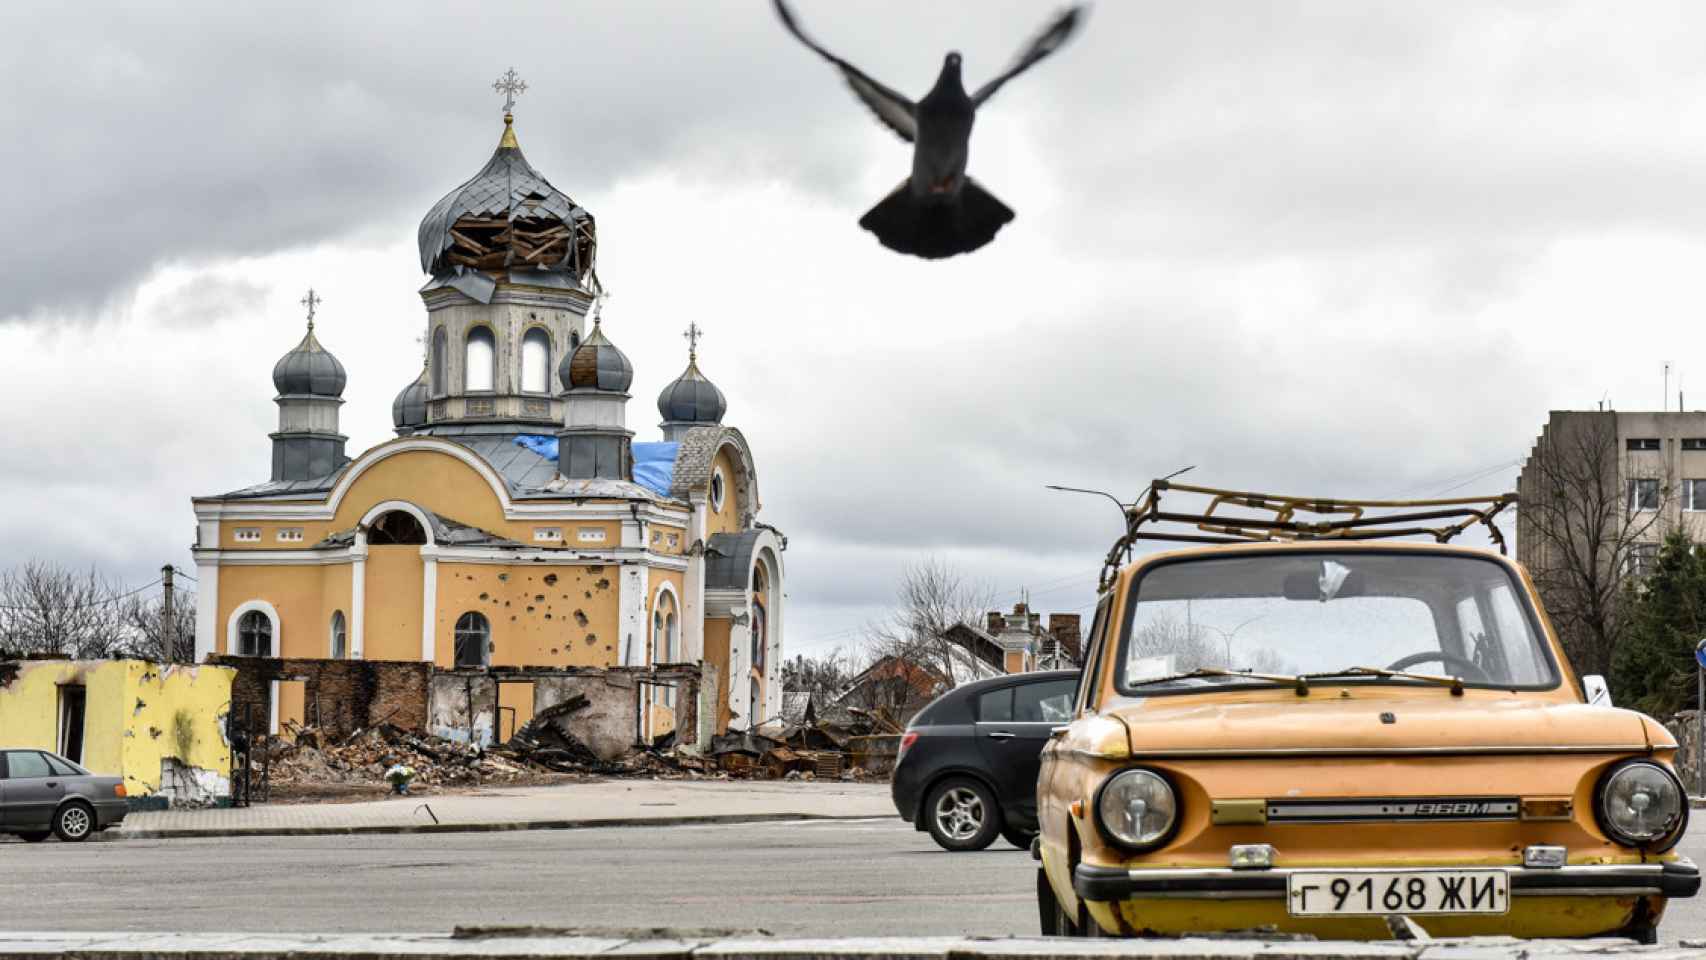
[892,670,1078,851]
[1,749,128,842]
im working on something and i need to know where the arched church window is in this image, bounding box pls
[652,591,680,706]
[430,327,447,395]
[465,326,496,392]
[330,611,347,659]
[237,611,271,657]
[710,468,727,512]
[454,612,490,668]
[521,329,551,394]
[751,563,768,671]
[368,510,427,545]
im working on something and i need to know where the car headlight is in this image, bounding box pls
[1095,768,1178,849]
[1596,761,1686,849]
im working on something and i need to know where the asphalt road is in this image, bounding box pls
[1,816,1703,943]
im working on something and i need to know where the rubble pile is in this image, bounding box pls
[270,723,558,789]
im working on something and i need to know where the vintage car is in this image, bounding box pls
[1035,482,1699,942]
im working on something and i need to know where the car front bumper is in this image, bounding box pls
[1073,859,1702,902]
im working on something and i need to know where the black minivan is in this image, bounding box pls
[890,670,1078,851]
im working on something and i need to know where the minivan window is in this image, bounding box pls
[978,687,1014,722]
[1016,679,1075,723]
[6,751,51,779]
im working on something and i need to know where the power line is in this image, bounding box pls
[0,577,163,613]
[170,566,198,583]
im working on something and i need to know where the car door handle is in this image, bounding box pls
[986,731,1015,740]
[45,781,57,788]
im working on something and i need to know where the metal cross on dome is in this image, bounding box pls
[301,288,322,330]
[683,322,703,360]
[492,68,527,115]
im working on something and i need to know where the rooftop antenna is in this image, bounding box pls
[1665,361,1673,412]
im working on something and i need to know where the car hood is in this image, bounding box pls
[1110,692,1656,756]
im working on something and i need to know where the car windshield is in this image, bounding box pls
[1115,551,1558,695]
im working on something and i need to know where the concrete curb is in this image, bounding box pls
[0,932,1699,960]
[106,811,876,841]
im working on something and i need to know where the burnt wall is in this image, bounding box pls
[209,656,431,738]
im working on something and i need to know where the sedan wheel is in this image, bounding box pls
[924,777,999,851]
[53,802,95,843]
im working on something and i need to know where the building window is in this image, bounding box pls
[233,527,261,543]
[1627,438,1661,451]
[368,510,427,545]
[710,469,726,512]
[521,328,551,394]
[1687,480,1706,512]
[1685,438,1706,451]
[330,611,347,659]
[751,563,768,672]
[431,327,447,395]
[277,528,304,543]
[534,527,563,543]
[749,677,763,726]
[1629,478,1661,511]
[465,327,496,392]
[577,527,607,543]
[652,591,679,706]
[236,611,271,657]
[1628,543,1661,579]
[454,612,490,668]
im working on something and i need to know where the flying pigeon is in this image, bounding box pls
[773,0,1084,259]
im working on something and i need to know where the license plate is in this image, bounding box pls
[1287,870,1509,916]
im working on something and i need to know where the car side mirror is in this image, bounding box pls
[1582,674,1612,707]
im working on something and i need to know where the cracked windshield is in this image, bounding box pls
[1117,552,1558,694]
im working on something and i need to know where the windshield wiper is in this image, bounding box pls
[1128,667,1309,697]
[1303,666,1465,696]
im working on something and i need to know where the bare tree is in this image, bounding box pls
[117,591,197,662]
[1518,412,1671,680]
[0,560,129,658]
[861,557,997,701]
[781,648,853,697]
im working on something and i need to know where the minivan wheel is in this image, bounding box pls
[53,801,95,843]
[924,777,1000,851]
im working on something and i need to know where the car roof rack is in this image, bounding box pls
[1097,479,1517,591]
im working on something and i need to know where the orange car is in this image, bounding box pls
[1037,526,1698,942]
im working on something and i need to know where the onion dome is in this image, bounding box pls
[657,352,726,425]
[560,320,633,392]
[272,323,346,397]
[392,366,430,434]
[417,113,597,286]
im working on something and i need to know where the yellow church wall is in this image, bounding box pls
[364,545,424,662]
[435,562,623,667]
[705,617,733,733]
[707,448,740,537]
[216,564,337,657]
[647,524,686,556]
[331,448,508,535]
[0,660,234,797]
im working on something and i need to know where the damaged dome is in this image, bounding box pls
[417,116,597,289]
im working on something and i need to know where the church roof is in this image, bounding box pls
[272,326,346,397]
[657,356,726,425]
[705,529,765,590]
[417,116,596,289]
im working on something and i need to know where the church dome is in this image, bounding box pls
[392,367,430,434]
[561,321,633,392]
[657,355,726,425]
[272,326,346,397]
[417,114,597,287]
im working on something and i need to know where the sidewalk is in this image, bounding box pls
[109,780,895,840]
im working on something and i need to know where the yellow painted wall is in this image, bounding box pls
[497,681,535,741]
[331,448,508,534]
[648,524,686,556]
[435,562,623,667]
[365,545,424,662]
[705,618,733,733]
[217,564,336,657]
[0,660,233,796]
[707,449,740,536]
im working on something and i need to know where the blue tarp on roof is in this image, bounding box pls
[632,442,680,497]
[511,435,679,498]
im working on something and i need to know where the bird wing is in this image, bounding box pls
[971,6,1084,107]
[772,0,917,143]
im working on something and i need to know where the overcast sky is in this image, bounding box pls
[5,1,1706,658]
